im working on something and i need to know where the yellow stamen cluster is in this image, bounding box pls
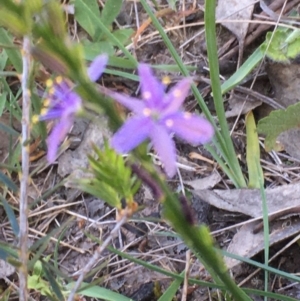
[32,115,39,124]
[162,76,171,85]
[46,77,62,95]
[55,76,63,84]
[46,78,53,88]
[48,87,55,95]
[43,98,50,108]
[40,108,48,116]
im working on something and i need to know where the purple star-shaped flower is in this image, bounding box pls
[109,64,214,177]
[33,54,108,163]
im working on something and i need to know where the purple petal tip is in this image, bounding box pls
[87,54,108,82]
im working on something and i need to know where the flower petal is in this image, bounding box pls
[46,80,82,112]
[162,113,214,145]
[149,124,177,178]
[52,80,72,100]
[138,64,165,109]
[87,54,108,82]
[162,78,192,116]
[40,92,81,122]
[111,117,152,153]
[39,108,65,121]
[63,92,82,114]
[46,117,73,163]
[105,90,146,114]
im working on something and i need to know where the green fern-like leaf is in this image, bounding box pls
[78,142,140,209]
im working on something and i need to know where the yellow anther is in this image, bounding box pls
[48,87,55,95]
[55,76,63,84]
[40,108,48,116]
[32,115,39,124]
[162,76,171,85]
[143,108,152,117]
[143,91,151,99]
[165,119,173,127]
[46,79,53,88]
[43,98,50,107]
[173,89,182,97]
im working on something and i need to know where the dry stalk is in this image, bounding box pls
[19,36,31,301]
[181,250,191,301]
[67,213,129,301]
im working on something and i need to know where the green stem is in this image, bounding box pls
[204,0,247,187]
[156,176,252,301]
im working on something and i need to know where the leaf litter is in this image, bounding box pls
[3,0,300,300]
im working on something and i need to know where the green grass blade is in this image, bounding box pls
[204,0,246,187]
[28,218,74,270]
[222,250,300,283]
[107,57,136,69]
[107,245,222,288]
[242,289,299,301]
[0,121,20,137]
[158,271,184,301]
[108,243,298,300]
[67,282,133,301]
[0,194,19,236]
[0,28,22,73]
[42,262,65,300]
[0,92,7,116]
[246,111,263,188]
[221,48,263,94]
[105,68,139,81]
[0,241,18,260]
[257,162,269,301]
[0,171,18,192]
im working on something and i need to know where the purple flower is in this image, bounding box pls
[109,64,214,177]
[33,54,108,163]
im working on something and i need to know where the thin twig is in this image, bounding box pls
[19,36,31,301]
[67,213,128,301]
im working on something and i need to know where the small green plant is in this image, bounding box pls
[256,23,300,151]
[28,257,53,297]
[78,142,141,213]
[74,0,133,61]
[261,28,300,63]
[257,102,300,151]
